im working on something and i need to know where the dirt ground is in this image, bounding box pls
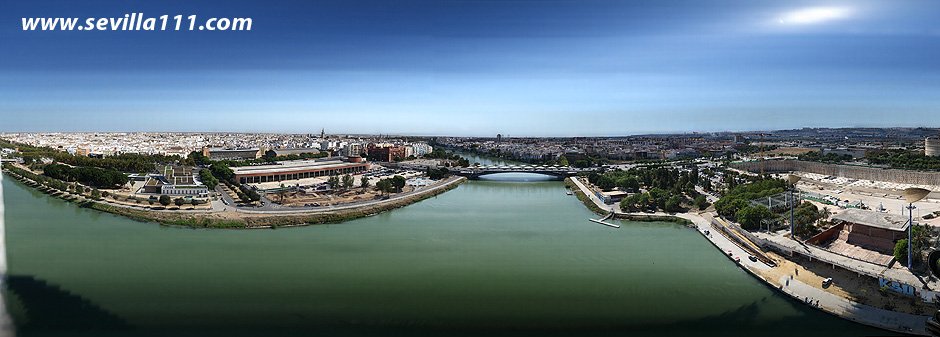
[756,252,938,315]
[270,185,416,207]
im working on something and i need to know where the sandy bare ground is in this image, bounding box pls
[271,186,415,207]
[755,252,937,316]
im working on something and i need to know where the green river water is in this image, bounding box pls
[0,155,890,336]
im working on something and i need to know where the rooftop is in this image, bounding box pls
[230,159,365,175]
[831,208,910,231]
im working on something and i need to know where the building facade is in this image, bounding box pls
[232,158,369,184]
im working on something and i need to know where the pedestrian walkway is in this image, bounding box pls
[780,276,925,334]
[568,175,931,335]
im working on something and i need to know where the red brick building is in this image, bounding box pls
[367,146,406,162]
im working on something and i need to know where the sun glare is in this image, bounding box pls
[778,6,852,25]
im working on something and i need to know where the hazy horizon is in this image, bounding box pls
[2,125,938,139]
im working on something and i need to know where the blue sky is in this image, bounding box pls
[1,0,939,136]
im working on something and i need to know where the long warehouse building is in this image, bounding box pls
[231,157,369,184]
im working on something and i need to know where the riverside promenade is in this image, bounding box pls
[568,176,930,335]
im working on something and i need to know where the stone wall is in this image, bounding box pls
[732,160,940,186]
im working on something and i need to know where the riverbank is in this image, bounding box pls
[564,177,692,225]
[565,175,930,335]
[2,166,466,229]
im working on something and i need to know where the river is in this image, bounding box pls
[0,155,890,336]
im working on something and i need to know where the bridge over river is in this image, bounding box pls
[454,165,598,179]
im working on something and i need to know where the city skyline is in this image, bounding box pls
[3,0,940,136]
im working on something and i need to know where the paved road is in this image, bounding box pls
[568,176,617,213]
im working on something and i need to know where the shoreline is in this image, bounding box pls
[2,168,466,229]
[565,175,930,336]
[563,177,693,225]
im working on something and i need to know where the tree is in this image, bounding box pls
[199,169,218,189]
[895,225,932,266]
[735,205,773,230]
[174,197,185,207]
[342,174,355,190]
[895,239,909,266]
[694,195,709,210]
[360,176,370,189]
[664,195,684,213]
[327,175,340,189]
[573,159,591,168]
[596,176,616,191]
[794,202,822,233]
[90,188,101,200]
[617,176,640,192]
[820,207,832,221]
[427,167,449,180]
[209,163,235,182]
[558,155,569,166]
[159,195,171,206]
[715,197,750,219]
[43,163,129,188]
[247,189,261,202]
[277,184,288,202]
[376,179,392,196]
[391,175,406,193]
[191,199,199,207]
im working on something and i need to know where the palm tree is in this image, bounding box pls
[278,183,287,202]
[820,207,831,221]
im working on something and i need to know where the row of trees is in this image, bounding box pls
[4,139,182,173]
[587,165,708,213]
[798,151,854,164]
[620,188,687,213]
[199,169,219,190]
[234,183,261,203]
[423,149,470,167]
[426,167,450,180]
[42,163,129,189]
[327,174,359,190]
[375,175,407,196]
[866,149,940,171]
[155,195,200,208]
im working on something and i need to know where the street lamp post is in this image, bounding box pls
[902,188,930,271]
[787,174,801,239]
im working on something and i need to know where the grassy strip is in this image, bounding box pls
[564,177,606,215]
[614,214,692,226]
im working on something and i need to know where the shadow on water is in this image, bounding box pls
[0,285,894,337]
[4,274,131,334]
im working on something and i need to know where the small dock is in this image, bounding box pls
[589,212,620,228]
